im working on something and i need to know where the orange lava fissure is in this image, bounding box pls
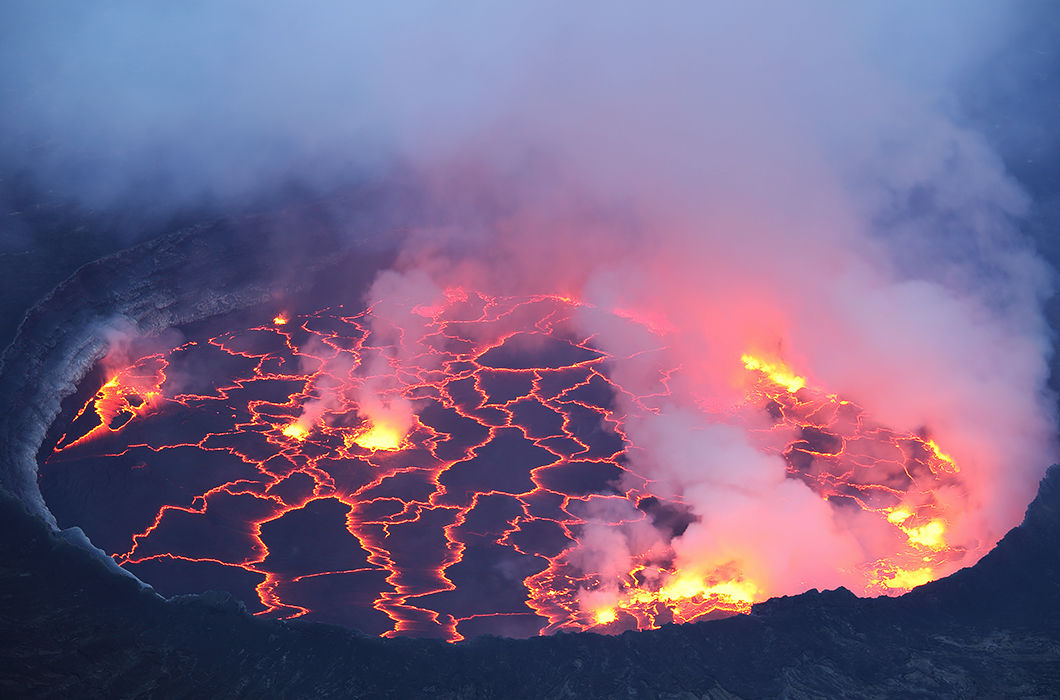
[43,289,967,641]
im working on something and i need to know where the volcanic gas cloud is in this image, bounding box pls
[42,256,1053,639]
[20,4,1060,641]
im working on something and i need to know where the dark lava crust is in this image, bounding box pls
[0,466,1057,699]
[1,217,1058,698]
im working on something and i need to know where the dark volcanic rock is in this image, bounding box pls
[902,464,1060,629]
[1,206,1057,698]
[0,200,395,525]
[1,467,1058,698]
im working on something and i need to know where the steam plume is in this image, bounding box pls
[3,2,1057,607]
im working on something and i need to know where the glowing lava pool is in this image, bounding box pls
[40,290,970,641]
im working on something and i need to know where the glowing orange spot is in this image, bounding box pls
[741,354,806,393]
[925,439,959,473]
[273,314,289,325]
[585,573,760,628]
[282,422,309,440]
[54,357,168,451]
[349,422,405,451]
[594,608,617,625]
[887,507,913,525]
[904,519,947,550]
[872,566,934,590]
[655,575,758,606]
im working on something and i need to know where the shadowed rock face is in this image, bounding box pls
[1,465,1057,699]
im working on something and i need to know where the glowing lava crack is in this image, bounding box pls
[41,290,969,641]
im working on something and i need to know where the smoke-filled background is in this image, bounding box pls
[3,2,1060,607]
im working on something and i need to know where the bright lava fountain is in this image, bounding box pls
[41,290,967,641]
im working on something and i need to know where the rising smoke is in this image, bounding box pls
[3,2,1057,607]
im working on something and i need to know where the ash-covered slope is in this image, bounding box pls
[2,466,1058,699]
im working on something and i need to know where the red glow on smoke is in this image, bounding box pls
[43,290,974,641]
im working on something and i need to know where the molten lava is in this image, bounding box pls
[281,422,309,441]
[740,354,806,393]
[42,290,975,641]
[53,356,167,451]
[349,422,406,451]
